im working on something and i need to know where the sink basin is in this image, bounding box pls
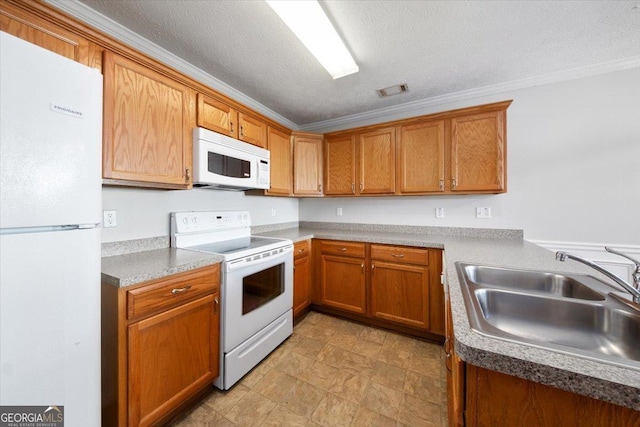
[461,264,605,300]
[475,289,640,362]
[456,262,640,371]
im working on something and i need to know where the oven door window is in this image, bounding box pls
[242,263,284,315]
[208,152,251,179]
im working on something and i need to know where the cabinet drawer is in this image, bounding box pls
[320,240,366,258]
[371,245,429,265]
[127,264,220,320]
[293,240,310,260]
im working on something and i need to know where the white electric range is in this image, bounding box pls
[171,210,293,390]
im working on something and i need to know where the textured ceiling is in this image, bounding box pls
[77,0,640,126]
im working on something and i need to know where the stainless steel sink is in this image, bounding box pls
[462,264,606,301]
[456,263,640,371]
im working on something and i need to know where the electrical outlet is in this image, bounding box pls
[103,210,117,228]
[476,207,491,219]
[336,208,343,216]
[271,208,277,217]
[435,207,445,218]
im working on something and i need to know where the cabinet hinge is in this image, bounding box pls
[185,168,190,182]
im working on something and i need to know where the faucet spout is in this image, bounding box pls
[556,251,640,304]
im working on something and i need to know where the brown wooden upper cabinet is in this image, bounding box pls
[450,109,506,192]
[293,132,323,196]
[197,93,238,138]
[359,127,396,194]
[196,94,267,148]
[102,51,195,189]
[397,120,446,193]
[266,126,293,195]
[324,135,356,195]
[0,2,102,70]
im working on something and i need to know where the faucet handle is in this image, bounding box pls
[605,247,640,268]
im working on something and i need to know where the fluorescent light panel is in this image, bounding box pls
[266,0,359,79]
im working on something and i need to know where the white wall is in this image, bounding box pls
[101,187,298,242]
[300,67,640,246]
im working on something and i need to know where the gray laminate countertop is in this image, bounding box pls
[256,226,640,411]
[101,248,223,288]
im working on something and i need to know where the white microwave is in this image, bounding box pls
[193,127,270,191]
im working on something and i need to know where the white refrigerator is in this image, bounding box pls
[0,32,102,426]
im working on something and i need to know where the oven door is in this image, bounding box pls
[223,246,293,352]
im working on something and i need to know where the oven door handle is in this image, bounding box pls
[225,245,293,272]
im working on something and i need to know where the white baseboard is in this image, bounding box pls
[528,240,639,283]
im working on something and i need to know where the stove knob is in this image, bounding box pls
[192,217,197,223]
[182,217,188,224]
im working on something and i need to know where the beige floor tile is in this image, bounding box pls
[316,344,350,368]
[351,338,383,359]
[328,370,370,403]
[371,361,407,391]
[274,351,315,377]
[293,335,327,358]
[377,345,412,369]
[338,320,366,336]
[407,354,444,378]
[262,405,311,427]
[350,406,397,427]
[311,393,359,427]
[316,314,345,330]
[204,384,250,415]
[360,382,403,420]
[404,370,445,405]
[328,331,359,350]
[340,351,377,377]
[302,311,326,325]
[282,379,325,418]
[300,360,342,390]
[304,325,336,342]
[253,369,297,403]
[396,393,442,426]
[359,326,388,345]
[383,333,416,353]
[224,390,277,427]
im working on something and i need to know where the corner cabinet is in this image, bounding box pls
[102,51,196,189]
[102,264,220,427]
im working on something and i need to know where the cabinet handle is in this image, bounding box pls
[171,285,192,294]
[298,248,305,253]
[391,253,405,258]
[371,263,375,273]
[337,247,347,252]
[318,183,322,193]
[240,126,244,136]
[439,179,444,191]
[361,263,364,273]
[214,296,219,314]
[351,183,355,194]
[359,183,363,192]
[230,122,234,133]
[185,168,190,182]
[451,178,457,189]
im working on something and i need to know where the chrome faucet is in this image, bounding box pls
[556,248,640,304]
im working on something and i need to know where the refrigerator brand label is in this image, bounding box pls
[0,406,64,427]
[50,103,83,119]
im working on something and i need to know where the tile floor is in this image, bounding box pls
[172,312,448,427]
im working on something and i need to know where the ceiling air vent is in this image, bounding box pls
[377,83,408,97]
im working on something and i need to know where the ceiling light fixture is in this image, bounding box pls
[265,0,359,79]
[377,84,409,97]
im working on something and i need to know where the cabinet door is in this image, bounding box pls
[320,255,366,314]
[293,254,311,320]
[0,3,102,69]
[398,120,445,193]
[445,291,465,427]
[450,110,506,192]
[128,294,219,427]
[324,135,356,195]
[197,93,238,138]
[359,127,396,194]
[370,261,430,329]
[267,127,292,195]
[293,134,323,196]
[238,112,267,148]
[103,51,195,188]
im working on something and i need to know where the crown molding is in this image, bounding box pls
[45,0,298,130]
[45,1,640,134]
[300,56,640,133]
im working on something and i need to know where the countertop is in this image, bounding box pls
[100,225,639,410]
[256,227,640,411]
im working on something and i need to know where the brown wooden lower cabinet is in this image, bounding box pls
[102,264,220,427]
[293,240,311,320]
[313,239,444,339]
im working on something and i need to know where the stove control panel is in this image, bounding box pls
[171,211,251,233]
